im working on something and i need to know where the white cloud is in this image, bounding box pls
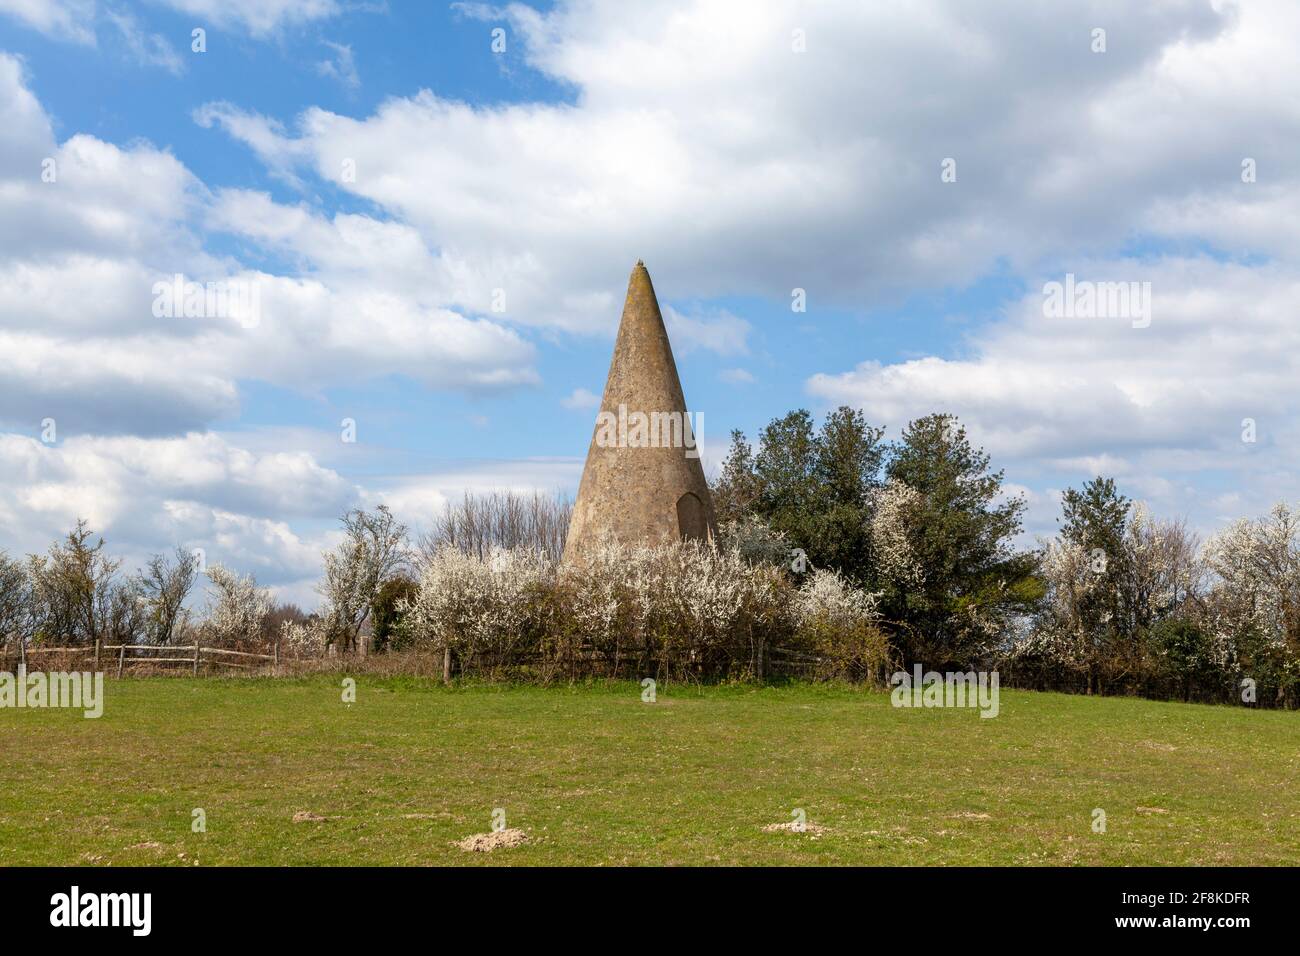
[0,0,95,44]
[149,0,343,37]
[0,52,552,602]
[105,8,184,74]
[199,0,1300,339]
[193,103,312,187]
[0,58,540,439]
[0,426,581,608]
[364,457,584,536]
[315,39,358,90]
[1,0,344,50]
[719,367,754,385]
[0,431,353,592]
[662,306,750,357]
[561,387,600,410]
[810,258,1300,461]
[808,256,1300,537]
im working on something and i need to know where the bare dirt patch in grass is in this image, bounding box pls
[762,820,830,837]
[455,828,529,852]
[292,810,337,823]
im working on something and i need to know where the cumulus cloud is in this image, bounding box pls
[0,431,353,600]
[0,425,578,606]
[197,0,1300,332]
[0,432,353,528]
[809,257,1300,534]
[0,49,551,603]
[0,55,540,439]
[812,259,1300,453]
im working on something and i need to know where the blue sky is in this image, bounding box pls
[2,0,1298,606]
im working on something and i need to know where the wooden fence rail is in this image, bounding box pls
[9,640,821,679]
[2,640,278,677]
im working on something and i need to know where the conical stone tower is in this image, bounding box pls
[563,261,717,562]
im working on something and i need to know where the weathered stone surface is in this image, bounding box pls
[563,261,717,562]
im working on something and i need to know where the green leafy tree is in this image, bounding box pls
[807,406,884,583]
[1058,476,1133,679]
[1059,477,1131,552]
[372,575,419,652]
[753,409,820,548]
[878,414,1040,667]
[712,407,884,581]
[1146,618,1214,702]
[712,429,763,526]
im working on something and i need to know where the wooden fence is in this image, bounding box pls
[6,640,279,677]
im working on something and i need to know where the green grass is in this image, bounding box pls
[1,676,1296,865]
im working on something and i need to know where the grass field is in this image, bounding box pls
[1,675,1297,865]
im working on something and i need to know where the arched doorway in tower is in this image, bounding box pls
[676,492,707,542]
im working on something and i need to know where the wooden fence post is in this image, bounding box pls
[116,645,125,679]
[273,638,280,671]
[442,646,451,685]
[193,644,201,677]
[94,639,100,670]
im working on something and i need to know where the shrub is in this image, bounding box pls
[793,568,890,681]
[395,539,888,683]
[371,576,419,652]
[553,539,639,676]
[1145,618,1219,702]
[401,546,555,677]
[717,515,793,570]
[202,565,271,649]
[280,616,328,658]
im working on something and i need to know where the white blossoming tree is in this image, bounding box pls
[318,505,410,654]
[203,564,272,647]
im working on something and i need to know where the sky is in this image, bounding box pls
[1,0,1298,608]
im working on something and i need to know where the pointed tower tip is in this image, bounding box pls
[627,259,653,297]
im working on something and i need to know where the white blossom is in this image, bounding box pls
[203,564,271,646]
[869,480,925,588]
